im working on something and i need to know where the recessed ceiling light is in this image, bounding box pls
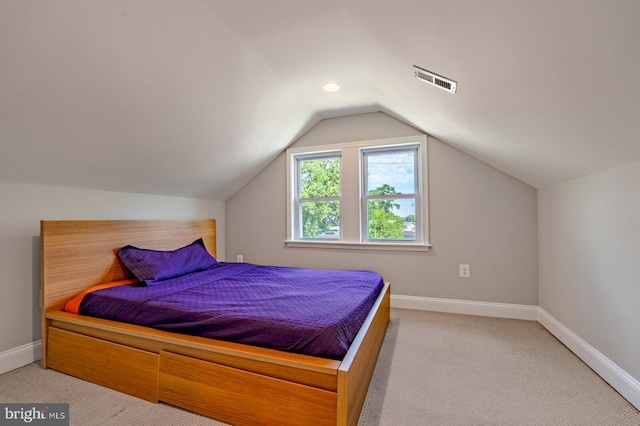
[322,82,341,92]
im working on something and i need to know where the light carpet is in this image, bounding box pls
[1,308,638,425]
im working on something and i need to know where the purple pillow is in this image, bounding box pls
[118,238,217,286]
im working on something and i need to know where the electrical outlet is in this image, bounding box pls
[237,254,244,263]
[459,264,470,278]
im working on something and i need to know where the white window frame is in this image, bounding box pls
[361,145,421,243]
[285,135,430,251]
[293,151,342,241]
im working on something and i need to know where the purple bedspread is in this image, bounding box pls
[80,263,384,359]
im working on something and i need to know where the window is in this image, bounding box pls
[362,146,419,242]
[286,136,429,251]
[296,153,341,239]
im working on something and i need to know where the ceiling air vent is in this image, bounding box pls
[413,65,457,94]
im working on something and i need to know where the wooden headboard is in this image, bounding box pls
[40,219,217,315]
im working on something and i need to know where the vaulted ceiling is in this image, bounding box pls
[2,1,640,200]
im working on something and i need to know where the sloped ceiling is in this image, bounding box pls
[1,1,640,200]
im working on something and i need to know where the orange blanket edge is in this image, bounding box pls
[64,278,139,314]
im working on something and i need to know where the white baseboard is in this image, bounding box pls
[0,340,41,375]
[390,294,639,411]
[391,294,539,320]
[537,308,640,410]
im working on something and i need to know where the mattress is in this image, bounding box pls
[76,262,384,359]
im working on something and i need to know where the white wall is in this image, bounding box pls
[538,161,640,381]
[0,182,225,354]
[226,112,538,304]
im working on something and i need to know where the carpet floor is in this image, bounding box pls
[1,308,638,425]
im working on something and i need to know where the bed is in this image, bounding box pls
[40,219,390,426]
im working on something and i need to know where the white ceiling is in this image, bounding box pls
[2,0,640,200]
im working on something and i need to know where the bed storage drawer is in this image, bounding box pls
[47,327,159,402]
[158,351,337,426]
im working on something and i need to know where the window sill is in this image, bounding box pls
[284,240,431,252]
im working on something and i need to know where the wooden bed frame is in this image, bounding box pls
[40,219,390,426]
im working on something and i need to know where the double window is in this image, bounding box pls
[286,136,429,250]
